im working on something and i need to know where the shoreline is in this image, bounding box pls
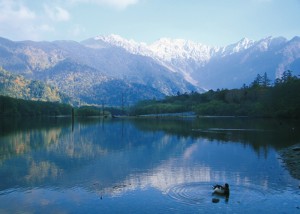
[278,144,300,181]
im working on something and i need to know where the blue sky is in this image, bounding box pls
[0,0,299,46]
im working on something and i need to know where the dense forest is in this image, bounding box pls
[1,70,299,119]
[130,70,300,119]
[0,67,72,104]
[0,95,123,117]
[0,95,72,117]
[75,105,123,117]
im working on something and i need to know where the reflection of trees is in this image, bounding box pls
[0,117,71,137]
[26,161,63,183]
[132,117,300,154]
[0,117,72,164]
[0,118,190,191]
[1,117,299,196]
[0,127,64,164]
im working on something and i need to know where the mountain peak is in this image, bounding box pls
[148,38,214,62]
[95,34,126,43]
[289,36,300,43]
[92,34,280,63]
[86,34,297,87]
[93,34,150,54]
[1,34,299,105]
[221,37,255,55]
[238,37,253,46]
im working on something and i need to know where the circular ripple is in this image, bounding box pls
[166,182,268,206]
[229,184,267,204]
[166,182,212,205]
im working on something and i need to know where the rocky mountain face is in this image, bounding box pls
[0,35,300,106]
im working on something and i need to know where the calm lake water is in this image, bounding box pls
[0,117,299,213]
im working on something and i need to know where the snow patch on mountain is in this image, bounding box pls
[94,34,151,55]
[220,38,255,55]
[148,38,216,63]
[92,35,275,86]
[90,34,296,88]
[94,34,217,63]
[92,35,221,86]
[93,34,260,62]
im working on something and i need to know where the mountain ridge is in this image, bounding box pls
[90,34,300,89]
[0,36,200,106]
[0,35,300,105]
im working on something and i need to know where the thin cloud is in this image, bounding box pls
[44,5,71,22]
[0,1,36,22]
[0,1,69,41]
[69,25,86,37]
[102,0,139,9]
[0,1,39,40]
[70,0,139,9]
[39,24,55,33]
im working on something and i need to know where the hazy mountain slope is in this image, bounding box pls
[192,37,288,89]
[38,59,167,105]
[0,37,199,105]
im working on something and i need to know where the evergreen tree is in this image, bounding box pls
[262,72,271,87]
[251,74,262,88]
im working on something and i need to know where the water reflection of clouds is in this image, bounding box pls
[116,156,213,195]
[1,118,297,206]
[99,165,213,197]
[183,142,201,159]
[98,140,282,198]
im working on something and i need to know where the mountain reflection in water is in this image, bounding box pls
[0,117,299,213]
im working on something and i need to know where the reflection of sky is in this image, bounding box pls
[117,139,293,196]
[2,138,297,213]
[0,119,300,213]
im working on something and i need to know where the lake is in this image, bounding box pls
[0,117,299,213]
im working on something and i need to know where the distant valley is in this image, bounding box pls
[0,35,299,106]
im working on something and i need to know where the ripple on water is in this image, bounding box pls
[166,182,211,206]
[166,182,268,207]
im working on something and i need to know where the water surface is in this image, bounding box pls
[0,117,299,213]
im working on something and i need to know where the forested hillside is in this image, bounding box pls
[0,67,71,103]
[130,70,300,119]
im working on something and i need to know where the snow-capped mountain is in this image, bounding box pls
[93,34,216,63]
[90,34,219,85]
[0,34,300,106]
[90,35,300,89]
[92,34,284,61]
[219,37,255,55]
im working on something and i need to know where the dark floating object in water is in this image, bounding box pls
[212,198,220,203]
[292,147,300,152]
[113,184,127,189]
[212,183,230,197]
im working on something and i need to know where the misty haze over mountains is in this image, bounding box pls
[0,35,300,105]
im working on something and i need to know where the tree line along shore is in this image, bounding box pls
[1,70,299,119]
[130,70,300,119]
